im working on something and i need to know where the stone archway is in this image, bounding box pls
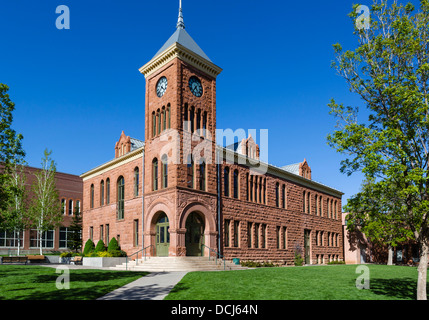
[185,212,205,256]
[179,202,217,257]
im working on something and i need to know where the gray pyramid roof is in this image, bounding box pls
[151,27,212,62]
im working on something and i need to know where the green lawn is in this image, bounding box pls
[0,265,148,300]
[165,264,426,300]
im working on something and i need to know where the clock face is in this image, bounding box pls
[189,76,203,97]
[156,76,168,97]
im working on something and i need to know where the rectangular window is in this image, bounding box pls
[247,222,252,248]
[261,224,266,249]
[30,229,54,248]
[100,225,104,243]
[134,220,139,247]
[105,224,110,244]
[255,223,260,248]
[224,219,230,247]
[0,230,24,248]
[276,226,281,249]
[233,221,240,248]
[59,227,74,249]
[283,227,287,249]
[89,226,93,241]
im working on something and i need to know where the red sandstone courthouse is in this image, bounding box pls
[81,6,344,265]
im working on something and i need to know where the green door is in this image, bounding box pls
[156,213,170,257]
[304,230,311,264]
[185,212,205,256]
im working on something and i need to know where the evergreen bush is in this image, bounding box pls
[83,239,95,256]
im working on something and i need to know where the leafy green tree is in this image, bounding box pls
[2,162,31,256]
[328,0,429,300]
[0,84,25,214]
[68,205,82,253]
[29,149,62,255]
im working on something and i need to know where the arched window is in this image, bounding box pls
[275,182,279,207]
[199,158,206,191]
[117,176,125,220]
[90,184,94,209]
[61,198,66,214]
[134,167,139,196]
[152,158,158,191]
[184,103,188,131]
[250,175,253,202]
[224,167,230,197]
[314,194,319,216]
[162,107,166,131]
[190,106,195,133]
[319,196,323,216]
[106,178,110,204]
[157,109,161,135]
[100,180,105,205]
[76,200,81,213]
[68,199,73,215]
[303,191,306,213]
[167,104,171,129]
[246,173,249,201]
[202,111,207,137]
[186,154,194,188]
[161,154,168,188]
[307,192,311,214]
[152,111,156,137]
[233,169,239,199]
[282,184,286,209]
[196,108,201,133]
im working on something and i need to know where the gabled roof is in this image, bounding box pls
[130,138,145,152]
[152,27,212,63]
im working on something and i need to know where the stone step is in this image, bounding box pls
[110,256,247,272]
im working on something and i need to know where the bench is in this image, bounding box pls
[1,256,28,264]
[27,255,46,263]
[71,256,83,265]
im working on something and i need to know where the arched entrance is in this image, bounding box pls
[185,212,205,256]
[155,212,170,256]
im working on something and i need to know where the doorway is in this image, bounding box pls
[156,213,170,256]
[185,212,205,256]
[304,229,311,264]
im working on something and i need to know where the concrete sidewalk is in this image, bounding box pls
[97,271,188,300]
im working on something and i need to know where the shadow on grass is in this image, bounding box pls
[370,277,417,300]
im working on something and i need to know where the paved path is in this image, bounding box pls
[97,271,188,300]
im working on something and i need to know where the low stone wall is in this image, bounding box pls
[82,257,127,268]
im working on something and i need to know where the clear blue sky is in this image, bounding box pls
[2,0,413,206]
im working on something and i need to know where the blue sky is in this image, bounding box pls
[0,0,403,205]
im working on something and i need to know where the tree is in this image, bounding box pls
[0,84,25,213]
[2,162,31,256]
[345,177,413,265]
[68,204,82,253]
[328,0,429,300]
[29,149,62,255]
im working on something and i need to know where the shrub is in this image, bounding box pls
[294,253,304,266]
[94,240,106,252]
[83,239,95,256]
[107,237,120,252]
[60,252,73,258]
[240,260,276,268]
[97,251,113,257]
[109,249,127,257]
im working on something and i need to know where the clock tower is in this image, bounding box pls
[139,1,222,257]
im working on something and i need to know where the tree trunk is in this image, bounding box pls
[417,241,428,300]
[387,245,393,265]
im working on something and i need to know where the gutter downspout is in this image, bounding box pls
[216,148,221,255]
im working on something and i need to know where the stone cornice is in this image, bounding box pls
[139,42,223,79]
